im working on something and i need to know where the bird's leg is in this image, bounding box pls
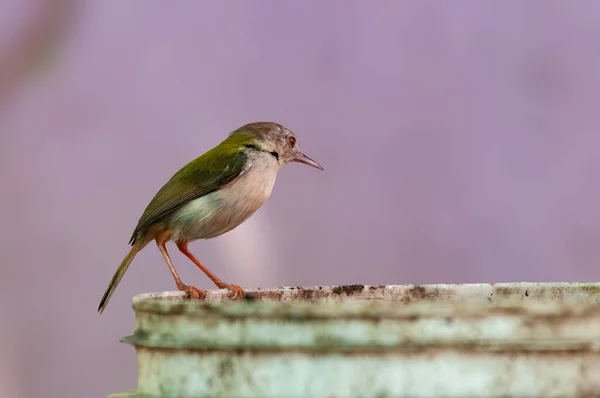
[156,232,206,299]
[176,240,245,299]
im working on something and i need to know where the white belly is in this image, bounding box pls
[167,161,278,241]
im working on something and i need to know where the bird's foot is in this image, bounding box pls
[178,284,206,300]
[224,284,245,299]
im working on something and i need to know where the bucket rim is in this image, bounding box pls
[130,282,600,319]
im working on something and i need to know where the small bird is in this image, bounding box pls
[97,122,323,314]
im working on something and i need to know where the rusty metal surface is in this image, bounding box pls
[109,283,600,398]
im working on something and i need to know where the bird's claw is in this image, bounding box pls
[225,284,245,299]
[181,284,206,300]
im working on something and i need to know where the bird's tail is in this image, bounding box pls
[97,241,146,314]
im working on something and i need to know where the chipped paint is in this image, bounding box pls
[109,282,600,397]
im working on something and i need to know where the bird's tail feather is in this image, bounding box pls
[97,241,146,314]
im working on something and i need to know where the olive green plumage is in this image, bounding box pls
[129,132,251,245]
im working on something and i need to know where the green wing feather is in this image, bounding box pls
[128,133,251,245]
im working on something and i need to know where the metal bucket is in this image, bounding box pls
[109,282,600,398]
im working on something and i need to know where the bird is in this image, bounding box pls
[97,122,323,314]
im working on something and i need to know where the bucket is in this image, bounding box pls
[109,282,600,397]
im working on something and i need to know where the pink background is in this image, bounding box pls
[2,1,600,397]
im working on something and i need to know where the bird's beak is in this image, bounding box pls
[294,152,324,171]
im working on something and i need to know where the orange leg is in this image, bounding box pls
[156,231,206,299]
[176,240,245,299]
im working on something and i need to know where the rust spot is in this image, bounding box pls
[410,285,428,299]
[578,283,600,296]
[400,285,442,304]
[299,288,315,300]
[243,293,259,301]
[549,286,565,300]
[244,290,285,301]
[493,286,514,298]
[332,284,365,295]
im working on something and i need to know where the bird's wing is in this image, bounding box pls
[129,146,248,244]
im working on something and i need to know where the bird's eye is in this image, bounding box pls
[288,136,296,147]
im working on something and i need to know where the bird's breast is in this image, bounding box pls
[218,166,277,221]
[171,163,278,240]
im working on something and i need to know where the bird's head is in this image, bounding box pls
[231,122,324,171]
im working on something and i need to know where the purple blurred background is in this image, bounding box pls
[2,1,600,397]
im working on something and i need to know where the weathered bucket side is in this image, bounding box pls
[109,282,600,398]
